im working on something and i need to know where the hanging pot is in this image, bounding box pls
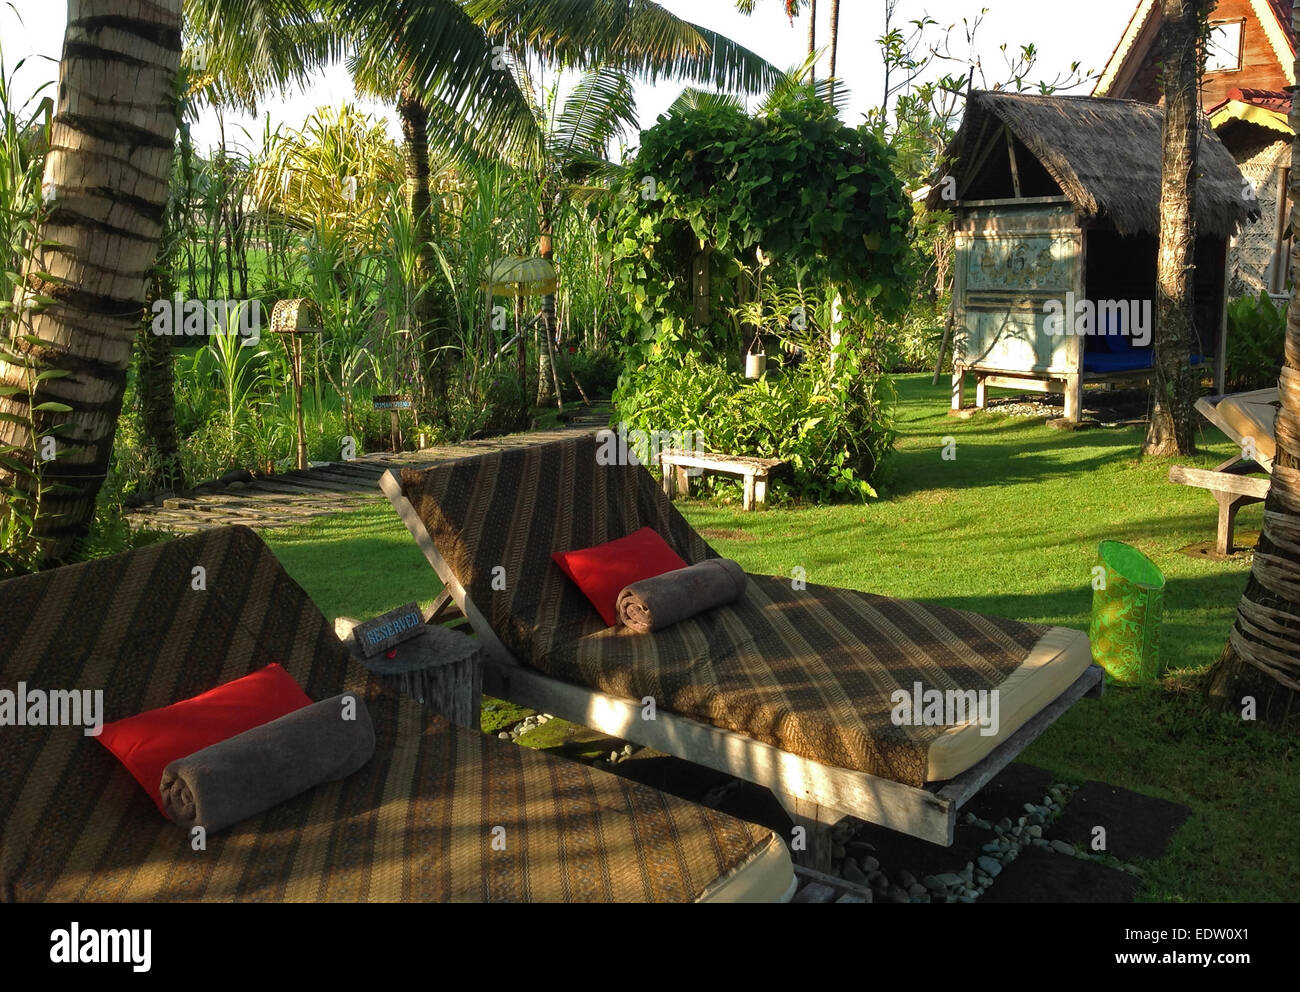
[744,349,766,379]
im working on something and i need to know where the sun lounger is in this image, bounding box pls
[0,526,794,903]
[383,433,1103,869]
[1168,389,1280,554]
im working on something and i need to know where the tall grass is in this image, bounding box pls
[0,38,58,576]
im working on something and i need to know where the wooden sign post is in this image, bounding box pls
[372,395,413,452]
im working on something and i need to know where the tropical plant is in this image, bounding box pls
[605,93,912,371]
[1225,292,1288,393]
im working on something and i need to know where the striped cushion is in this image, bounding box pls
[0,527,782,902]
[398,435,1054,787]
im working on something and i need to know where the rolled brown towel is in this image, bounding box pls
[160,693,375,833]
[616,559,748,632]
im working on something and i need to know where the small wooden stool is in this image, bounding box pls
[335,617,483,729]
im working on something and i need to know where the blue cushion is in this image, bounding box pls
[1082,351,1203,374]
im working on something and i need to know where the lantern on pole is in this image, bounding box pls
[480,257,560,402]
[270,298,323,471]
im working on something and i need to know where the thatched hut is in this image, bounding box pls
[928,90,1257,423]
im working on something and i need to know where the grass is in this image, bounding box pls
[263,373,1297,902]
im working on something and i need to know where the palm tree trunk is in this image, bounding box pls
[1144,0,1201,457]
[398,83,454,426]
[135,268,184,493]
[1206,3,1300,730]
[807,0,818,83]
[828,0,840,101]
[536,200,563,410]
[0,0,182,564]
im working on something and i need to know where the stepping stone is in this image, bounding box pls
[980,846,1140,903]
[960,762,1057,823]
[1049,781,1190,862]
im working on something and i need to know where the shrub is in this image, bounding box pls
[568,348,621,401]
[1225,291,1287,393]
[613,337,896,502]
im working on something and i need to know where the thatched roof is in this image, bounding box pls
[927,90,1257,239]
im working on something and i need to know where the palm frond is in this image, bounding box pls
[183,0,349,113]
[756,51,849,116]
[551,66,637,159]
[466,0,781,94]
[331,0,544,165]
[666,87,744,116]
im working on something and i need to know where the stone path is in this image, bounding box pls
[126,408,610,534]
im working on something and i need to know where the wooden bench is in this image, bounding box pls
[1168,462,1271,555]
[659,449,788,511]
[1168,392,1279,555]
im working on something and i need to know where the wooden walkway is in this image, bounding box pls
[127,411,609,534]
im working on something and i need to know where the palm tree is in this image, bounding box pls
[827,0,840,101]
[281,0,778,419]
[0,0,183,564]
[0,0,776,563]
[1144,0,1208,457]
[1207,2,1300,731]
[395,1,779,408]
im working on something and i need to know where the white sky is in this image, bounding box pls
[1,0,1139,156]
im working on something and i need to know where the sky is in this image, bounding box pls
[1,0,1141,156]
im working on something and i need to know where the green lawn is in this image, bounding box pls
[264,374,1297,902]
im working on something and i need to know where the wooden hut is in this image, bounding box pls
[929,90,1257,424]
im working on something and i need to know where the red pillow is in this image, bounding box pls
[552,526,688,626]
[97,663,313,813]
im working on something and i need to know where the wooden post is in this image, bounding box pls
[270,299,322,472]
[777,793,838,874]
[373,396,413,453]
[1063,372,1084,424]
[742,472,756,512]
[1213,491,1254,556]
[951,365,966,411]
[1216,242,1230,395]
[662,461,677,500]
[292,334,307,470]
[974,372,988,410]
[1005,125,1022,198]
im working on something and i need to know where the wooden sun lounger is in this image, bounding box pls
[1169,391,1279,554]
[382,467,1104,872]
[0,526,796,903]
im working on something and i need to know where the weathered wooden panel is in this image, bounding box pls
[954,212,1080,374]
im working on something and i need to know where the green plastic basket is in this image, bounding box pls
[1089,541,1166,683]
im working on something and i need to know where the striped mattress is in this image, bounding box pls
[0,526,791,902]
[396,433,1093,787]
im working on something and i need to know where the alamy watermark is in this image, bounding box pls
[0,683,104,736]
[596,423,707,472]
[1043,293,1152,347]
[890,682,1001,737]
[50,923,150,972]
[150,294,263,347]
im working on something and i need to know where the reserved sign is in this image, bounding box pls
[353,602,425,657]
